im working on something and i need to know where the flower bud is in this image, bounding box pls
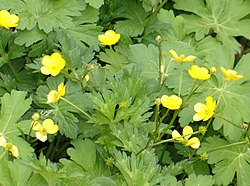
[210,67,216,74]
[155,35,161,43]
[200,153,208,161]
[155,98,161,106]
[199,126,207,135]
[32,113,40,120]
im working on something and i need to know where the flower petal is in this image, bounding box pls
[36,131,47,142]
[172,130,183,141]
[182,126,193,140]
[43,119,59,134]
[186,137,200,149]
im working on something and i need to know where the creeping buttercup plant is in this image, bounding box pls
[0,0,250,185]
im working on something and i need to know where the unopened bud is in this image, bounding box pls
[162,51,167,57]
[31,113,40,120]
[89,64,94,70]
[155,98,161,106]
[210,67,216,74]
[199,126,207,135]
[155,35,162,43]
[200,152,208,161]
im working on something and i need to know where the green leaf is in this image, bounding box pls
[84,0,104,9]
[0,159,33,186]
[67,139,96,172]
[114,1,148,37]
[198,136,250,185]
[0,90,33,158]
[185,174,215,186]
[173,0,250,52]
[14,26,46,47]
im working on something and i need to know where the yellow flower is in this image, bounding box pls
[0,10,19,29]
[220,67,243,80]
[98,30,120,46]
[188,65,211,80]
[46,82,66,104]
[172,126,200,149]
[210,67,216,74]
[8,144,19,158]
[85,74,90,82]
[169,49,196,62]
[161,95,182,110]
[193,96,216,121]
[31,113,40,120]
[41,52,66,76]
[32,118,59,142]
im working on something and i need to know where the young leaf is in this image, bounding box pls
[185,174,215,186]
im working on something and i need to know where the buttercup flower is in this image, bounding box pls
[161,95,182,110]
[220,67,243,80]
[41,52,66,76]
[0,136,19,157]
[7,144,19,157]
[172,126,200,149]
[85,74,90,82]
[47,82,66,104]
[210,67,216,74]
[193,96,216,121]
[169,49,196,62]
[32,118,59,142]
[0,10,19,29]
[188,65,211,80]
[98,30,120,46]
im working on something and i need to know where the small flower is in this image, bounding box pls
[98,30,120,46]
[161,95,182,110]
[210,67,216,74]
[169,49,196,62]
[31,113,40,120]
[46,82,66,104]
[41,52,66,76]
[85,74,90,82]
[0,10,19,29]
[172,126,200,149]
[193,96,216,121]
[32,118,59,142]
[220,67,243,80]
[188,65,211,80]
[8,144,19,157]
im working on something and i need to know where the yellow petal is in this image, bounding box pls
[43,119,59,134]
[40,66,51,75]
[220,67,243,80]
[188,65,211,80]
[85,74,90,82]
[9,144,19,157]
[32,121,43,131]
[0,10,19,29]
[172,130,183,141]
[36,131,47,142]
[58,82,66,97]
[183,55,197,62]
[98,30,120,46]
[169,49,179,60]
[182,126,193,139]
[161,95,182,110]
[186,137,200,149]
[46,90,60,104]
[0,136,6,147]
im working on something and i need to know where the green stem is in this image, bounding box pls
[157,39,163,85]
[50,134,62,160]
[7,61,21,82]
[178,64,183,97]
[158,109,180,140]
[60,97,94,122]
[145,0,169,28]
[214,114,242,129]
[182,80,200,106]
[137,105,162,155]
[110,46,123,69]
[205,141,247,153]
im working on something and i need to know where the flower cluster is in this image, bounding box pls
[41,52,66,76]
[0,10,19,29]
[172,126,200,149]
[47,82,66,104]
[98,30,120,46]
[0,135,19,157]
[31,113,59,142]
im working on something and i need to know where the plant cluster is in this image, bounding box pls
[0,0,250,185]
